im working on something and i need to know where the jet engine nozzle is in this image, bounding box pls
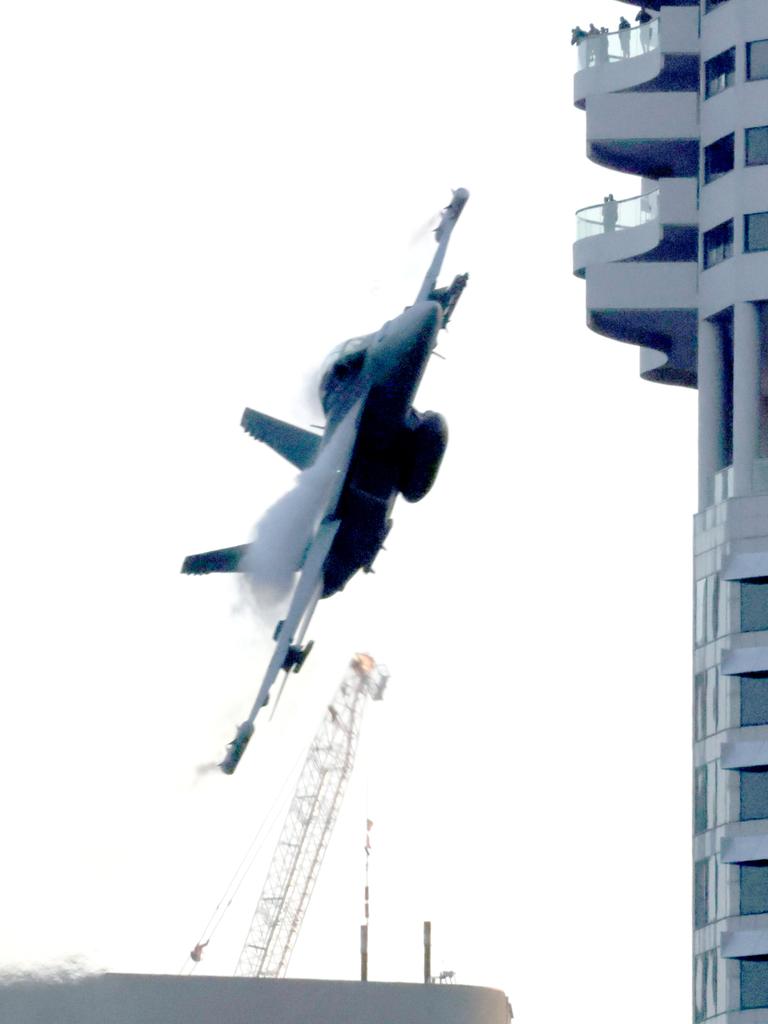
[220,721,255,775]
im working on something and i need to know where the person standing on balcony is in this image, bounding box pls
[587,23,600,66]
[618,16,631,58]
[635,7,654,53]
[572,25,587,68]
[598,27,610,64]
[603,194,618,233]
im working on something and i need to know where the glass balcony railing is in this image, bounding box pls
[574,19,659,70]
[575,189,660,240]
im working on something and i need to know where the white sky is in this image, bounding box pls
[1,2,698,1021]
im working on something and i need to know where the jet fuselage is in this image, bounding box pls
[318,299,443,595]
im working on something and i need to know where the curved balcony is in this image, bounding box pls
[573,180,699,386]
[574,184,698,275]
[574,9,699,176]
[574,9,698,109]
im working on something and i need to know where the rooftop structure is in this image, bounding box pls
[0,973,513,1024]
[573,1,768,1020]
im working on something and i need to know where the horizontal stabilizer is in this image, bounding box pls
[241,408,321,470]
[181,544,249,575]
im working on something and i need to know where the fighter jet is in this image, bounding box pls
[182,188,469,774]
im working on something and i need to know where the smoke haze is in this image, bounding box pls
[240,412,357,613]
[0,956,98,987]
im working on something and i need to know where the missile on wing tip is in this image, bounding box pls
[219,720,255,775]
[451,187,469,213]
[435,188,469,241]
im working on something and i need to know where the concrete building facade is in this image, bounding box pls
[574,1,768,1020]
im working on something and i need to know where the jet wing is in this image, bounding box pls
[220,517,340,774]
[415,187,469,305]
[219,398,365,775]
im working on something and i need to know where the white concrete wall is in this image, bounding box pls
[660,6,700,54]
[586,91,698,142]
[586,261,697,310]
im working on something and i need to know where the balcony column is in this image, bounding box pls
[697,318,726,510]
[733,301,761,498]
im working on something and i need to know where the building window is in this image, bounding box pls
[719,578,732,638]
[747,40,768,82]
[696,669,721,738]
[709,667,719,732]
[741,958,768,1010]
[704,134,735,183]
[695,950,718,1022]
[746,127,768,167]
[745,213,768,254]
[696,578,706,645]
[742,676,768,726]
[741,862,768,915]
[705,48,736,98]
[705,0,729,10]
[741,768,768,821]
[741,578,768,630]
[703,220,734,269]
[695,673,707,740]
[696,575,720,643]
[696,766,709,832]
[695,859,710,927]
[708,577,719,642]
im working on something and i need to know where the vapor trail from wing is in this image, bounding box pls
[409,209,441,246]
[240,422,350,612]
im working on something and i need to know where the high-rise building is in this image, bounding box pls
[573,1,768,1020]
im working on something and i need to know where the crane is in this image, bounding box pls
[233,652,388,978]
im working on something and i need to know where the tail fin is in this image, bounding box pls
[241,408,321,470]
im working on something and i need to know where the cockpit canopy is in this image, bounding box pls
[319,334,372,412]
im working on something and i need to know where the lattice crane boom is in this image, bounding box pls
[234,653,388,978]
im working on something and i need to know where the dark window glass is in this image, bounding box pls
[741,768,768,821]
[695,952,709,1022]
[704,220,734,269]
[696,578,706,646]
[742,578,768,629]
[705,134,735,183]
[745,213,768,254]
[711,949,719,1016]
[746,127,768,167]
[695,766,708,832]
[741,863,768,914]
[695,673,707,740]
[748,40,768,82]
[711,667,719,730]
[708,576,719,642]
[705,48,736,98]
[695,859,710,927]
[695,950,719,1021]
[742,675,768,726]
[741,958,768,1009]
[705,0,729,10]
